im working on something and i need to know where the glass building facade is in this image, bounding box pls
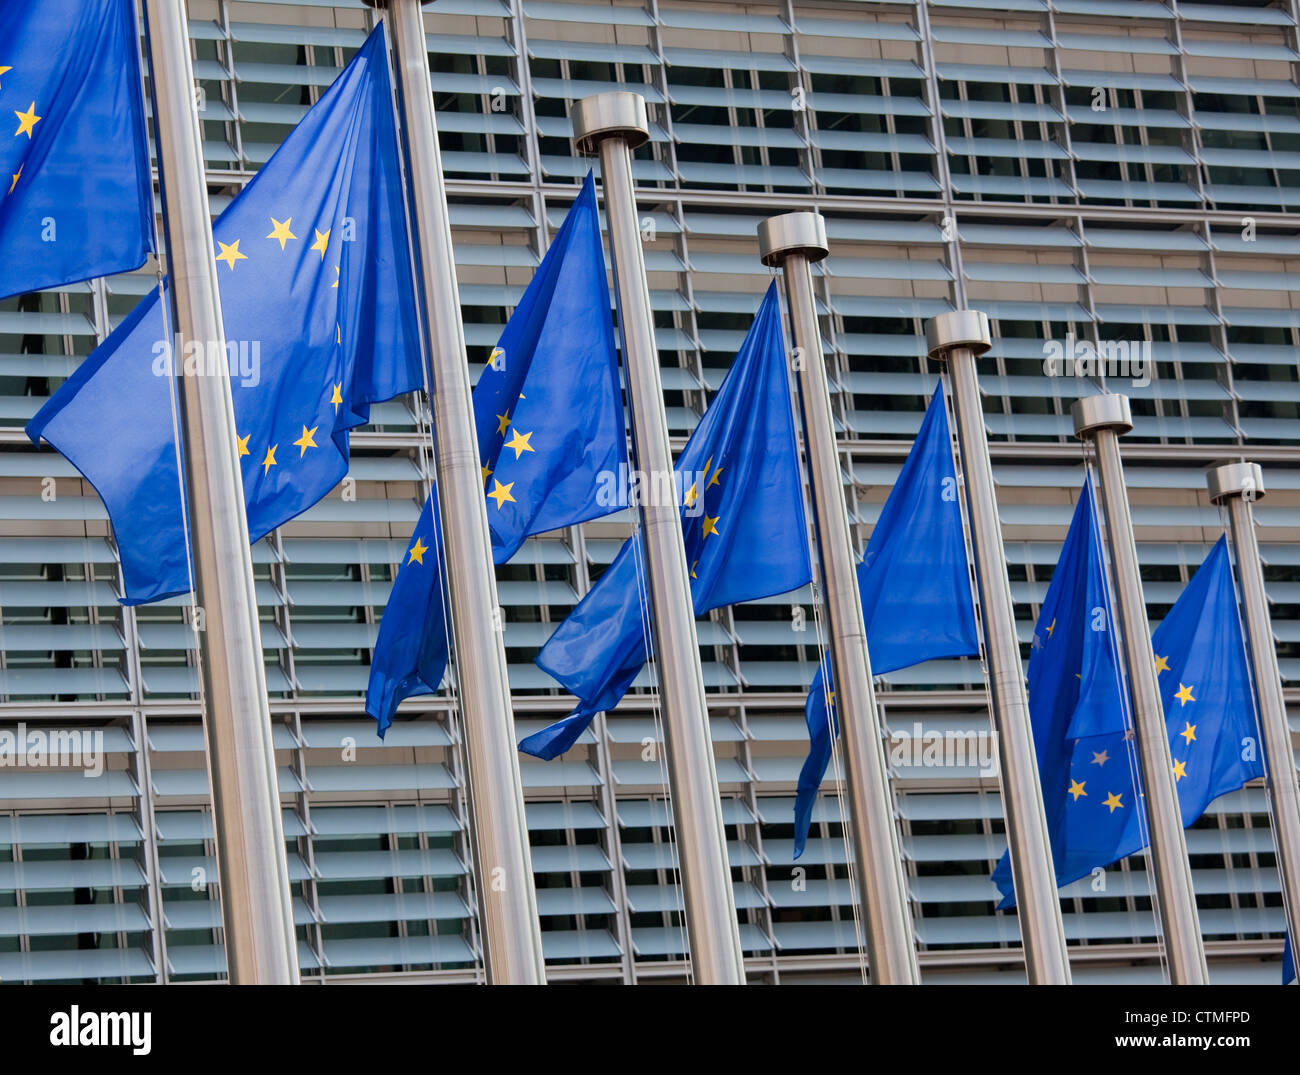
[0,0,1297,983]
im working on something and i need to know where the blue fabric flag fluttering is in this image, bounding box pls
[992,482,1127,906]
[793,388,979,856]
[993,494,1264,907]
[365,495,449,738]
[520,281,810,760]
[28,25,421,604]
[472,171,624,562]
[364,173,626,736]
[0,0,153,301]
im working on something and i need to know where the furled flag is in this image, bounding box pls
[993,500,1264,905]
[0,0,153,301]
[793,389,979,857]
[365,494,449,738]
[1285,933,1295,985]
[365,173,625,735]
[27,25,421,604]
[520,281,810,760]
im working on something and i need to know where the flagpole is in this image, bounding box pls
[572,91,746,984]
[758,213,919,984]
[1207,463,1300,962]
[926,312,1072,985]
[1072,394,1208,984]
[140,0,298,984]
[375,0,546,983]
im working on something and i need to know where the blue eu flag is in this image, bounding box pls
[27,25,422,604]
[473,171,624,561]
[521,281,810,760]
[365,494,449,737]
[1285,934,1295,985]
[365,176,626,735]
[993,495,1263,906]
[793,388,979,856]
[0,0,153,301]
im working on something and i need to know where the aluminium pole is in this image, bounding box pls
[926,311,1072,984]
[572,91,746,984]
[758,212,919,984]
[378,0,546,983]
[140,0,298,983]
[1207,463,1300,963]
[1072,394,1208,984]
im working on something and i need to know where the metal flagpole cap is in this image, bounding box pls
[571,92,649,156]
[925,310,991,360]
[1071,393,1133,438]
[757,212,829,266]
[1207,461,1266,503]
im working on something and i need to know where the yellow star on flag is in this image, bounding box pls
[1091,749,1109,767]
[495,412,511,435]
[0,67,10,90]
[215,239,247,271]
[1046,617,1056,638]
[266,217,296,250]
[330,383,342,414]
[293,425,318,457]
[481,461,492,482]
[690,560,698,579]
[262,445,278,474]
[487,479,516,509]
[1154,653,1170,674]
[1172,758,1187,782]
[1103,791,1124,813]
[503,428,534,459]
[407,537,429,566]
[1175,682,1195,706]
[310,227,330,259]
[1179,721,1196,745]
[685,456,712,507]
[702,515,720,538]
[13,102,40,138]
[8,162,20,194]
[236,433,250,458]
[1068,779,1087,801]
[331,265,340,289]
[707,465,723,488]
